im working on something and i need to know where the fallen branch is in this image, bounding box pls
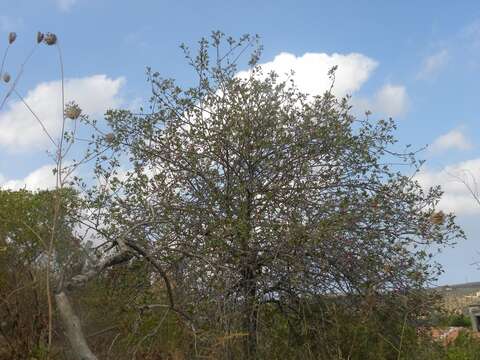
[55,225,139,359]
[55,292,97,360]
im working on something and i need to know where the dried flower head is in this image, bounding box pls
[430,211,445,225]
[64,102,82,120]
[2,73,11,83]
[8,32,16,44]
[37,32,44,44]
[44,33,57,46]
[105,133,115,144]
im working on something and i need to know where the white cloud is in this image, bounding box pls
[0,74,125,152]
[429,128,473,154]
[416,158,480,215]
[417,49,449,80]
[55,0,77,12]
[1,164,57,191]
[372,84,409,117]
[353,84,409,118]
[237,52,378,98]
[236,51,409,119]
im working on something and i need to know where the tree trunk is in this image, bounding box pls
[241,187,258,358]
[55,291,97,360]
[242,262,258,359]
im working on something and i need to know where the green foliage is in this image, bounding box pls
[448,314,472,328]
[443,331,480,360]
[0,188,84,359]
[73,31,465,358]
[0,32,468,359]
[430,310,473,328]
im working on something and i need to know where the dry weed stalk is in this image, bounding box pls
[0,30,99,359]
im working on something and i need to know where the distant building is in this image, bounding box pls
[469,305,480,332]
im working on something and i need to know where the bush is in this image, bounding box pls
[448,314,472,328]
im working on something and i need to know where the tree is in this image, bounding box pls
[76,32,464,358]
[0,189,84,359]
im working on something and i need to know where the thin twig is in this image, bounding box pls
[14,89,57,146]
[0,45,38,111]
[0,44,11,78]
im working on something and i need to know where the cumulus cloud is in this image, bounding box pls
[429,128,473,154]
[0,164,57,191]
[0,74,125,152]
[372,84,409,117]
[417,49,449,80]
[236,51,409,119]
[353,84,409,118]
[237,52,378,98]
[416,159,480,215]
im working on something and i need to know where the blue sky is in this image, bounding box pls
[1,0,480,285]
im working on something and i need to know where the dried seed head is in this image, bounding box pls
[64,103,82,120]
[2,73,11,83]
[44,33,57,45]
[430,211,445,225]
[37,32,44,44]
[105,133,115,144]
[8,32,16,44]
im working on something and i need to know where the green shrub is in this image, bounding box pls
[448,314,472,327]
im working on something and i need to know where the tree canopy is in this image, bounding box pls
[73,32,464,358]
[0,31,467,360]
